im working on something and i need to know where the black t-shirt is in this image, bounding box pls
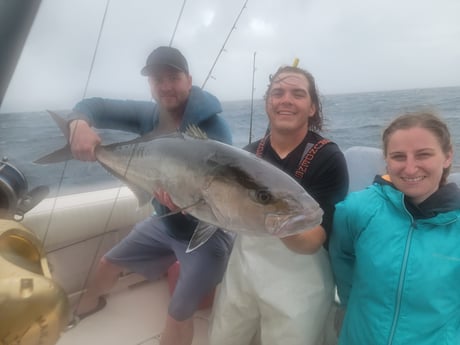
[153,201,200,241]
[245,131,349,248]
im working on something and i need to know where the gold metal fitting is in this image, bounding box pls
[0,219,69,345]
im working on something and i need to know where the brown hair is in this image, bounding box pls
[264,66,323,132]
[382,110,453,185]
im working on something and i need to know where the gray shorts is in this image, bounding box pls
[105,216,234,321]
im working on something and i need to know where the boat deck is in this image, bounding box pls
[57,277,210,345]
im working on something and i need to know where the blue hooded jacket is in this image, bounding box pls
[72,86,232,144]
[330,176,460,345]
[71,86,232,240]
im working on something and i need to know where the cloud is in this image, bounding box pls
[2,0,459,113]
[248,18,274,37]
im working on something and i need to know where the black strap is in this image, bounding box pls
[255,135,269,158]
[256,135,330,180]
[294,138,330,180]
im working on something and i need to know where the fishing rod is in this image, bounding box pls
[41,0,130,327]
[169,0,188,46]
[82,0,111,98]
[44,0,112,247]
[201,0,249,89]
[248,51,256,144]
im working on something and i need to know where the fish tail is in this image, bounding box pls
[47,110,71,140]
[33,110,72,164]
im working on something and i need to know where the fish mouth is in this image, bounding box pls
[267,210,323,237]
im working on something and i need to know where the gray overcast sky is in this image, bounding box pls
[2,0,460,113]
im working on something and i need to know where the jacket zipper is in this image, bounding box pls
[387,200,415,345]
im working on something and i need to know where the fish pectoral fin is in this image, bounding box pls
[186,222,218,253]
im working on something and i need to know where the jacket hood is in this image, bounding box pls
[373,174,460,218]
[180,86,222,130]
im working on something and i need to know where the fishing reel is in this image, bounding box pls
[0,158,49,220]
[0,159,69,344]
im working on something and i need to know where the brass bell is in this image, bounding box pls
[0,219,69,345]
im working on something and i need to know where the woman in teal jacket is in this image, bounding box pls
[330,111,460,345]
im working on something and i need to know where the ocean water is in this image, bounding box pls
[1,86,459,196]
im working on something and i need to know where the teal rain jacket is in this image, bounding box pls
[330,176,460,345]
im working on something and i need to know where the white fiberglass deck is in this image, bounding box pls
[57,277,210,345]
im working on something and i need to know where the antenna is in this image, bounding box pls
[201,0,249,89]
[82,0,111,98]
[169,0,188,46]
[248,51,256,144]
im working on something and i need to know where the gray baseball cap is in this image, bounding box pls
[140,46,189,76]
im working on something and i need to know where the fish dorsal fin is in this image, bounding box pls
[184,124,208,140]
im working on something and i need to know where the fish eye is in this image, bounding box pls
[252,189,272,205]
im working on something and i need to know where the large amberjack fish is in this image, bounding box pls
[35,111,323,251]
